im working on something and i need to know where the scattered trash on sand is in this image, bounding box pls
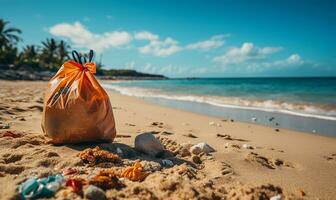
[0,123,10,129]
[62,168,78,176]
[1,131,22,138]
[18,174,64,199]
[66,177,86,193]
[120,162,149,182]
[78,146,120,166]
[89,169,124,189]
[162,159,174,167]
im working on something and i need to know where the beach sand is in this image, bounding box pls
[0,80,336,199]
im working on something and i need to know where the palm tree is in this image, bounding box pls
[40,38,58,70]
[22,45,39,60]
[19,45,40,70]
[0,19,22,50]
[0,19,21,67]
[58,40,70,64]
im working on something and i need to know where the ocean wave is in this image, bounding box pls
[102,84,336,121]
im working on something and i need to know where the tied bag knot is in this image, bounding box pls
[70,49,96,73]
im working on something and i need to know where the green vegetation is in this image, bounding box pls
[0,18,166,79]
[0,19,71,71]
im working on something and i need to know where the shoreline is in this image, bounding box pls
[102,82,336,137]
[0,80,336,199]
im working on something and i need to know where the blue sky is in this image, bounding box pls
[1,0,336,77]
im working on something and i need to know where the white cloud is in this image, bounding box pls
[245,54,304,72]
[186,34,229,51]
[263,54,303,67]
[134,31,159,41]
[213,42,282,65]
[50,22,229,57]
[135,32,230,57]
[287,54,301,63]
[138,36,182,57]
[49,22,132,52]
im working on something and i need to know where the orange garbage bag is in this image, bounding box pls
[41,50,116,144]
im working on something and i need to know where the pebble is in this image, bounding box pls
[116,147,123,156]
[84,185,106,200]
[192,155,202,164]
[224,142,240,149]
[209,121,221,127]
[0,123,10,129]
[273,159,284,166]
[135,132,165,157]
[242,144,254,149]
[270,194,282,200]
[209,121,216,126]
[190,143,215,154]
[162,159,174,167]
[190,146,202,155]
[180,147,191,157]
[141,161,162,172]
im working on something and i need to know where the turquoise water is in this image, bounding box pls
[103,78,336,120]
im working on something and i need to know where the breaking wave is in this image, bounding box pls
[102,84,336,121]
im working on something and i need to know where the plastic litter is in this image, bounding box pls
[62,168,78,176]
[78,146,120,166]
[66,177,86,193]
[41,50,116,144]
[18,174,64,199]
[120,162,149,182]
[1,131,22,138]
[162,159,174,167]
[89,169,124,189]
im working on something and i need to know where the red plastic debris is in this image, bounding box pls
[66,178,86,193]
[63,168,78,176]
[1,131,22,138]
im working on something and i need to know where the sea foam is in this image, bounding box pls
[102,84,336,121]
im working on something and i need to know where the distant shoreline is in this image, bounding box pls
[0,68,168,81]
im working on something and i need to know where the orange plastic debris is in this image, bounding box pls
[41,50,116,144]
[120,162,149,182]
[78,146,120,166]
[89,169,124,189]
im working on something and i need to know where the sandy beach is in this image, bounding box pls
[1,80,336,200]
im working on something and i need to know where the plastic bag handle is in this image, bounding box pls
[72,50,94,65]
[88,50,94,62]
[72,50,82,65]
[83,56,87,63]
